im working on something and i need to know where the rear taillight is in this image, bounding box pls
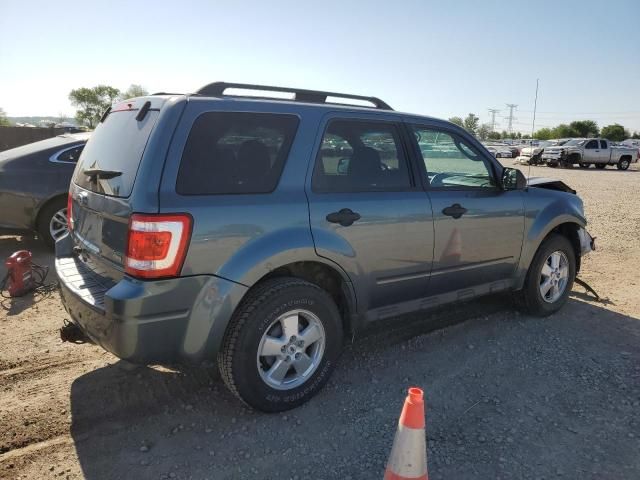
[125,213,192,279]
[67,192,73,230]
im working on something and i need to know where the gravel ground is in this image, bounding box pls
[1,162,639,479]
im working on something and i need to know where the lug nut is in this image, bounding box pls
[297,340,304,348]
[290,335,297,342]
[295,353,301,360]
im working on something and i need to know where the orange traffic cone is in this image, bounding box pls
[384,387,428,480]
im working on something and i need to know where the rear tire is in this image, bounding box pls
[515,234,576,317]
[218,277,343,412]
[617,158,630,170]
[36,197,68,249]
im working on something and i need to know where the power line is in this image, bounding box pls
[504,104,518,134]
[487,108,500,131]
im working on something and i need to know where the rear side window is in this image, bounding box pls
[312,119,412,193]
[176,112,299,195]
[600,140,608,149]
[73,110,159,197]
[55,145,84,163]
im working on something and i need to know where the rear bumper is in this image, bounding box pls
[56,256,248,364]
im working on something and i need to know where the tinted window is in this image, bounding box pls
[585,140,598,149]
[600,140,608,149]
[73,110,159,197]
[55,145,84,163]
[312,120,411,192]
[412,126,495,188]
[177,112,299,195]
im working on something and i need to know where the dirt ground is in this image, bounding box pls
[1,162,639,480]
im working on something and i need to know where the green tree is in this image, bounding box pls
[500,130,508,139]
[534,128,553,140]
[448,116,463,127]
[120,84,148,100]
[552,124,579,138]
[600,124,629,142]
[569,120,599,137]
[69,85,120,128]
[0,107,11,126]
[477,123,491,140]
[463,113,480,135]
[487,131,501,140]
[632,131,640,139]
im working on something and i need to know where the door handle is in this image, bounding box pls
[326,208,361,227]
[442,203,467,219]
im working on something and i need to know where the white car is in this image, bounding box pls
[484,144,512,158]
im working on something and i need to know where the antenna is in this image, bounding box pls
[528,79,540,183]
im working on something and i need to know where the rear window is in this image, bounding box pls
[176,112,299,195]
[73,110,159,197]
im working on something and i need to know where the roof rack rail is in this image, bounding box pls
[195,82,393,110]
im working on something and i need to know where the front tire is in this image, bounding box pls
[516,234,576,316]
[218,277,343,412]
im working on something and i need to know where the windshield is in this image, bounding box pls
[563,139,586,146]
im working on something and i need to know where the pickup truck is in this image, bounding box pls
[542,138,638,170]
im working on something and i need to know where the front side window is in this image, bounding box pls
[177,112,299,195]
[312,120,411,193]
[585,140,598,149]
[412,126,495,189]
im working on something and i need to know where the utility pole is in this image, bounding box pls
[505,104,518,135]
[488,108,500,132]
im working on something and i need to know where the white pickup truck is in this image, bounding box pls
[542,138,638,170]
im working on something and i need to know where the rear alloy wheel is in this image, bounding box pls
[516,234,576,316]
[595,164,606,169]
[218,277,343,411]
[37,197,69,249]
[617,158,630,170]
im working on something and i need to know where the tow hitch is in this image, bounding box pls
[59,320,88,343]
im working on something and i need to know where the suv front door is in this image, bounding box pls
[306,114,434,322]
[408,124,524,298]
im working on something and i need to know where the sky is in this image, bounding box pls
[1,0,639,133]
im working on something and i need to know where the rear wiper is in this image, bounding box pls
[83,168,122,180]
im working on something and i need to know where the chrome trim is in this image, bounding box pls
[49,143,85,164]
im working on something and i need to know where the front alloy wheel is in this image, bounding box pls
[539,251,569,303]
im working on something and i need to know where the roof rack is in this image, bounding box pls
[195,82,393,110]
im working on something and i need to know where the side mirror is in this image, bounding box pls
[501,167,527,190]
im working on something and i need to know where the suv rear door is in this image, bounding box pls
[69,98,163,283]
[306,112,434,322]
